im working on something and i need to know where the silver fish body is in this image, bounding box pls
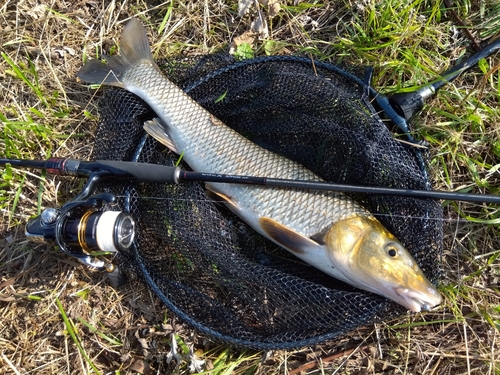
[77,18,442,312]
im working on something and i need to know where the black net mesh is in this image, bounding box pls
[91,55,443,350]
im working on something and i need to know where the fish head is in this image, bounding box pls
[324,215,442,312]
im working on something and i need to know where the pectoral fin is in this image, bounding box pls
[259,217,323,255]
[310,230,328,246]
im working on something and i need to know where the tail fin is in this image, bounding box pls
[119,17,154,65]
[77,18,153,88]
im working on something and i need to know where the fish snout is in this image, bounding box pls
[395,285,442,313]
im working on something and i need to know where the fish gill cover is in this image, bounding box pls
[91,54,443,350]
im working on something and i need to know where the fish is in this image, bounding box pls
[77,17,442,312]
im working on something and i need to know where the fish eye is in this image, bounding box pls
[385,244,398,257]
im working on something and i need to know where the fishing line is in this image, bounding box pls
[110,195,483,223]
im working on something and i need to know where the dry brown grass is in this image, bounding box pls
[1,0,500,374]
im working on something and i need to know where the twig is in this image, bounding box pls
[287,345,370,375]
[1,352,21,375]
[374,324,383,359]
[443,0,482,52]
[463,323,471,375]
[308,53,318,76]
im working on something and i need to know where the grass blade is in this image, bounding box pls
[9,174,25,225]
[55,297,102,375]
[77,317,122,346]
[1,52,48,107]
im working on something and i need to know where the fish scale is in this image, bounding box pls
[77,17,442,312]
[116,58,367,237]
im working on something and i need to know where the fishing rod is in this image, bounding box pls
[2,37,499,277]
[1,157,499,204]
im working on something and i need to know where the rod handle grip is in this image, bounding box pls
[94,160,180,183]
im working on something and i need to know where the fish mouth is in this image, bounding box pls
[394,286,442,313]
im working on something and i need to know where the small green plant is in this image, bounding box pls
[2,52,48,107]
[77,317,123,346]
[56,297,102,375]
[234,42,254,60]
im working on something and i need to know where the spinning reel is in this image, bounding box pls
[25,192,135,281]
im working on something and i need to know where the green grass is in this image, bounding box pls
[1,0,500,374]
[56,297,102,375]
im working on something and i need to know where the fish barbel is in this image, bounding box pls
[77,18,442,312]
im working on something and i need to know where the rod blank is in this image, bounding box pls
[180,171,500,204]
[1,158,499,204]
